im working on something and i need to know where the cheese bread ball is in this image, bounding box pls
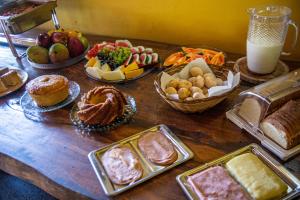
[178,88,191,100]
[190,67,203,77]
[178,79,192,89]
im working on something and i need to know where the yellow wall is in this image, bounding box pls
[41,0,300,61]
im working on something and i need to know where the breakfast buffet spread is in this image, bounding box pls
[0,3,300,200]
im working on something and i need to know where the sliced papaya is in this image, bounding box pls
[125,68,144,79]
[163,52,184,66]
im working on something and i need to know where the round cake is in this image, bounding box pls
[26,75,69,107]
[77,86,127,125]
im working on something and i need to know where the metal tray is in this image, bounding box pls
[88,124,194,196]
[27,45,90,69]
[226,107,300,161]
[0,68,28,98]
[0,0,57,34]
[177,144,300,200]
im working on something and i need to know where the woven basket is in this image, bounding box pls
[154,65,240,113]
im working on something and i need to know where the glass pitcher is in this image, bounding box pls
[247,5,298,74]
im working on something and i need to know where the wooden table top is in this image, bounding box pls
[0,35,299,200]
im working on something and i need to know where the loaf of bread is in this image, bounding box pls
[238,97,265,127]
[261,100,300,149]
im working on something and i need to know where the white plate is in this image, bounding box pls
[0,68,28,98]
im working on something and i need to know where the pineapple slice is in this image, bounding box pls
[85,57,97,68]
[93,59,101,68]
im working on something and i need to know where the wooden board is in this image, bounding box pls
[0,35,299,200]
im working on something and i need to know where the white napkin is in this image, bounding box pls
[208,71,240,97]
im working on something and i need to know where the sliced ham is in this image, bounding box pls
[101,146,143,185]
[138,131,178,165]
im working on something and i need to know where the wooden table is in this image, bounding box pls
[0,35,299,200]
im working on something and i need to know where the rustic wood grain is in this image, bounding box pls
[0,35,299,200]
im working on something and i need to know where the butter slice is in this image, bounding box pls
[226,153,287,200]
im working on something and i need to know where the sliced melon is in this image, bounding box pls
[86,67,102,79]
[115,65,125,71]
[101,63,111,71]
[125,68,144,79]
[101,70,125,81]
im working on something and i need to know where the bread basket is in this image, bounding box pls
[154,64,240,113]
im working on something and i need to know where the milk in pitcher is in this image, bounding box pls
[247,39,283,74]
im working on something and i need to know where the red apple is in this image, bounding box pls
[68,37,84,57]
[36,33,51,48]
[51,32,68,45]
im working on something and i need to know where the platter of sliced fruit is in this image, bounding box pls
[163,46,225,68]
[27,28,90,69]
[84,40,159,83]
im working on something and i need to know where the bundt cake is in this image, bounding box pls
[77,86,127,125]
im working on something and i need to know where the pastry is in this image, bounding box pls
[1,70,21,86]
[26,75,69,107]
[138,130,178,165]
[193,92,205,99]
[261,100,300,149]
[216,78,223,86]
[101,146,143,185]
[178,88,190,100]
[167,79,180,89]
[189,67,203,77]
[226,153,287,200]
[204,76,217,88]
[187,166,251,200]
[190,86,202,95]
[178,79,192,89]
[0,79,7,93]
[77,86,127,125]
[165,87,177,95]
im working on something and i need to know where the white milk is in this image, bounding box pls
[247,40,283,74]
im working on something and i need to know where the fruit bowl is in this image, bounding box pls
[26,29,90,69]
[27,45,89,69]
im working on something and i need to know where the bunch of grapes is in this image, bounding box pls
[97,47,131,70]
